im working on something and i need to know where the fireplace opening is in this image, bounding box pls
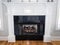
[14,16,45,40]
[22,24,37,35]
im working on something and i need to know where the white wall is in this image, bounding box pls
[0,1,4,34]
[51,0,60,40]
[2,3,8,35]
[0,1,8,40]
[56,0,60,30]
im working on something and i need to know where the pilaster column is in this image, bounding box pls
[7,5,15,42]
[8,15,15,42]
[44,1,57,42]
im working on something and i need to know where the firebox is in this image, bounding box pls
[14,16,45,40]
[22,24,37,35]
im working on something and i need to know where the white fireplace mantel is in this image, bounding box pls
[3,1,57,42]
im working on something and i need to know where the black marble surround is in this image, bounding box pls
[14,16,45,40]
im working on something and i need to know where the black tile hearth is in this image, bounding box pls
[14,16,45,40]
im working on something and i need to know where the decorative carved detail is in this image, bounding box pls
[21,0,23,2]
[51,0,53,2]
[47,0,50,2]
[47,0,53,2]
[7,0,11,2]
[36,0,38,2]
[29,0,31,2]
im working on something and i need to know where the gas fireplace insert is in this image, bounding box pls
[14,16,45,40]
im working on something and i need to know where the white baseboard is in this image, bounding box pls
[0,36,8,41]
[0,36,60,42]
[43,35,51,42]
[52,36,60,41]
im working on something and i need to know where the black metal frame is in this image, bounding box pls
[14,16,45,40]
